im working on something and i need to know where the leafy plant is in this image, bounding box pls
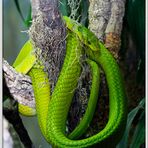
[117,99,145,148]
[13,0,32,27]
[126,0,145,85]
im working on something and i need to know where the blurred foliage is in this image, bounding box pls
[117,0,145,147]
[126,0,145,85]
[3,0,29,64]
[59,0,70,16]
[117,99,145,148]
[14,0,32,27]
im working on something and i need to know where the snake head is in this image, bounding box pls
[63,16,100,52]
[77,26,100,51]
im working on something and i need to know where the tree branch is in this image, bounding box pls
[3,59,35,108]
[89,0,126,58]
[29,0,66,92]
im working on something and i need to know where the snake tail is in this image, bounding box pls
[28,67,50,138]
[13,40,37,116]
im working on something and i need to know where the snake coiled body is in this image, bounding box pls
[14,16,127,147]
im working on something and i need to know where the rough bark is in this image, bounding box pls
[29,0,66,92]
[3,59,35,108]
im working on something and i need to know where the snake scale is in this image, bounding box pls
[13,16,127,147]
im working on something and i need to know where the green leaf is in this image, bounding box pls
[130,111,145,148]
[116,99,145,148]
[126,0,145,84]
[80,0,89,27]
[14,0,25,23]
[13,0,32,27]
[59,0,70,16]
[24,5,32,27]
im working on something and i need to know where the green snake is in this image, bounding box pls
[13,16,127,147]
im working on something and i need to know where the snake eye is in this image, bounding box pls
[87,40,91,45]
[88,40,91,45]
